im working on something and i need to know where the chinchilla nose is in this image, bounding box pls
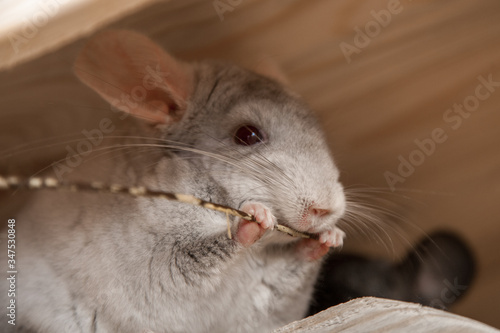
[308,206,332,218]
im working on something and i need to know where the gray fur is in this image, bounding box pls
[0,38,346,332]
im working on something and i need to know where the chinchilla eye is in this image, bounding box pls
[234,125,264,146]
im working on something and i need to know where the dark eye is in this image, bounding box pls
[234,125,264,146]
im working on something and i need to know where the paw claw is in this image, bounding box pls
[236,202,275,247]
[318,227,345,248]
[296,227,345,261]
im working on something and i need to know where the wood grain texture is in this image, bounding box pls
[1,0,499,328]
[274,297,499,333]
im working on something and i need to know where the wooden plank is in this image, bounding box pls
[0,0,162,70]
[274,297,499,333]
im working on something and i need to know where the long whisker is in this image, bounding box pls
[196,129,294,190]
[340,189,432,262]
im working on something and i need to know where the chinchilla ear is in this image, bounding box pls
[74,30,194,126]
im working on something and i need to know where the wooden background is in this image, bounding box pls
[1,0,499,328]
